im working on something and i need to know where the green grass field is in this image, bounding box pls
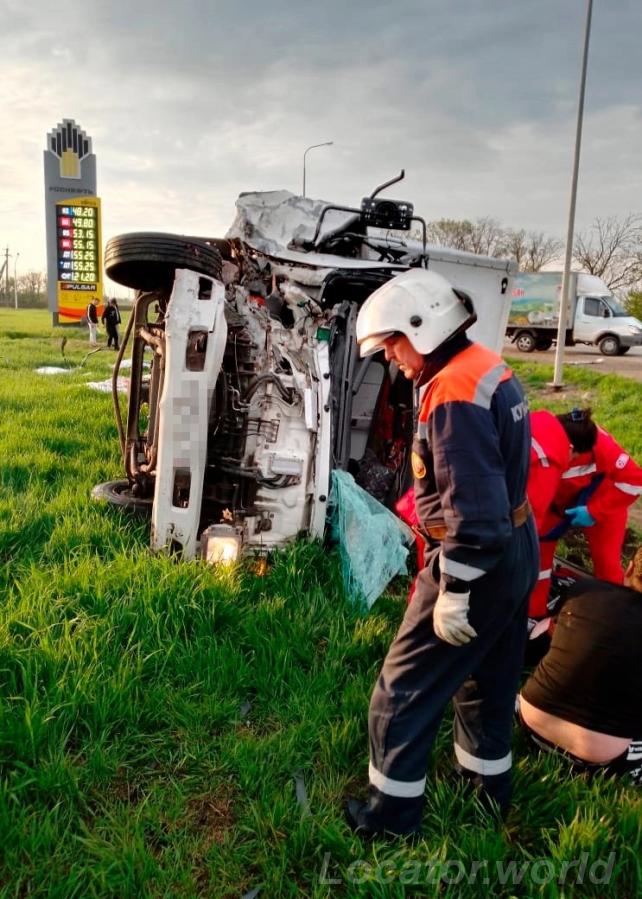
[0,309,640,897]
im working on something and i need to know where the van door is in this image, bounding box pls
[573,296,610,344]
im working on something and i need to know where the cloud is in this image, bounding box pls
[1,0,641,293]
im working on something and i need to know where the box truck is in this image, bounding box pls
[506,271,642,355]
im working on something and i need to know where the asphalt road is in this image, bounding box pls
[503,340,642,382]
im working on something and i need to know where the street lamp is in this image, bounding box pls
[302,141,333,198]
[13,252,19,309]
[551,0,593,389]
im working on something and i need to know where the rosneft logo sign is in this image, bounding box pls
[47,119,92,179]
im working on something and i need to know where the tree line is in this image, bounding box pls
[0,271,48,308]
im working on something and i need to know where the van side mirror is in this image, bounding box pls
[603,307,610,318]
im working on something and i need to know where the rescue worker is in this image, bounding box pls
[346,269,538,839]
[528,408,642,620]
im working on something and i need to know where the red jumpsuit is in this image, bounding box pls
[528,410,642,617]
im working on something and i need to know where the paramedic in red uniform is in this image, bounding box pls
[345,269,538,839]
[528,408,642,620]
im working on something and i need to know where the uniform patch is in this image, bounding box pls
[616,453,629,469]
[412,451,427,479]
[511,400,529,422]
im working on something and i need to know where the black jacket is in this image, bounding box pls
[101,306,120,327]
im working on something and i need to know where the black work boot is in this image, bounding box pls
[450,764,509,821]
[345,788,423,841]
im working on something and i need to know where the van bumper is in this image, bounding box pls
[619,333,642,348]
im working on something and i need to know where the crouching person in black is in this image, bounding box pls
[518,545,642,785]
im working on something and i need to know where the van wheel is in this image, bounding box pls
[515,331,537,353]
[91,480,153,516]
[105,232,223,291]
[598,335,620,356]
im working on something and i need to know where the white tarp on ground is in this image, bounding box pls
[86,378,129,394]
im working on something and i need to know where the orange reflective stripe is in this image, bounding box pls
[419,344,512,421]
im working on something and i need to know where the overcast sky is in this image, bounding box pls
[2,0,642,294]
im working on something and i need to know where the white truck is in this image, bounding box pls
[506,271,642,355]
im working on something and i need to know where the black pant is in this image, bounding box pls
[520,717,642,785]
[106,325,119,349]
[367,518,538,824]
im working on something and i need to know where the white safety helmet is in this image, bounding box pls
[356,269,476,357]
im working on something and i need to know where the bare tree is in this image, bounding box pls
[573,215,642,292]
[426,217,505,256]
[17,271,47,307]
[19,271,46,296]
[426,218,475,251]
[501,229,562,272]
[467,217,506,257]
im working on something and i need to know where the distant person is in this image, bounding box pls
[101,298,122,350]
[86,299,99,346]
[527,408,642,621]
[519,546,642,786]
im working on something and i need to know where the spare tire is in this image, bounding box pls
[91,479,153,516]
[105,232,223,291]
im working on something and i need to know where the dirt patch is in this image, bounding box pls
[178,785,238,895]
[111,769,145,805]
[184,789,236,844]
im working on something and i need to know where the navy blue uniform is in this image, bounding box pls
[365,338,538,830]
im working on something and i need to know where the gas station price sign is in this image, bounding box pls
[55,196,103,322]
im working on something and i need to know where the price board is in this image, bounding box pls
[55,196,103,322]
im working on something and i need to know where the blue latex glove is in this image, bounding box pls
[564,505,596,527]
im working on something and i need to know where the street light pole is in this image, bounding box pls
[551,0,593,389]
[13,252,19,309]
[302,141,333,198]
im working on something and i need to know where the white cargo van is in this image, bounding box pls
[506,271,642,355]
[94,179,516,559]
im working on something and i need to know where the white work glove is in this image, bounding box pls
[433,589,477,646]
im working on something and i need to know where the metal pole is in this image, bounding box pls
[13,253,19,309]
[302,141,333,197]
[552,0,593,389]
[4,247,9,306]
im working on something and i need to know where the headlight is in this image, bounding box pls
[627,326,642,335]
[201,524,242,564]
